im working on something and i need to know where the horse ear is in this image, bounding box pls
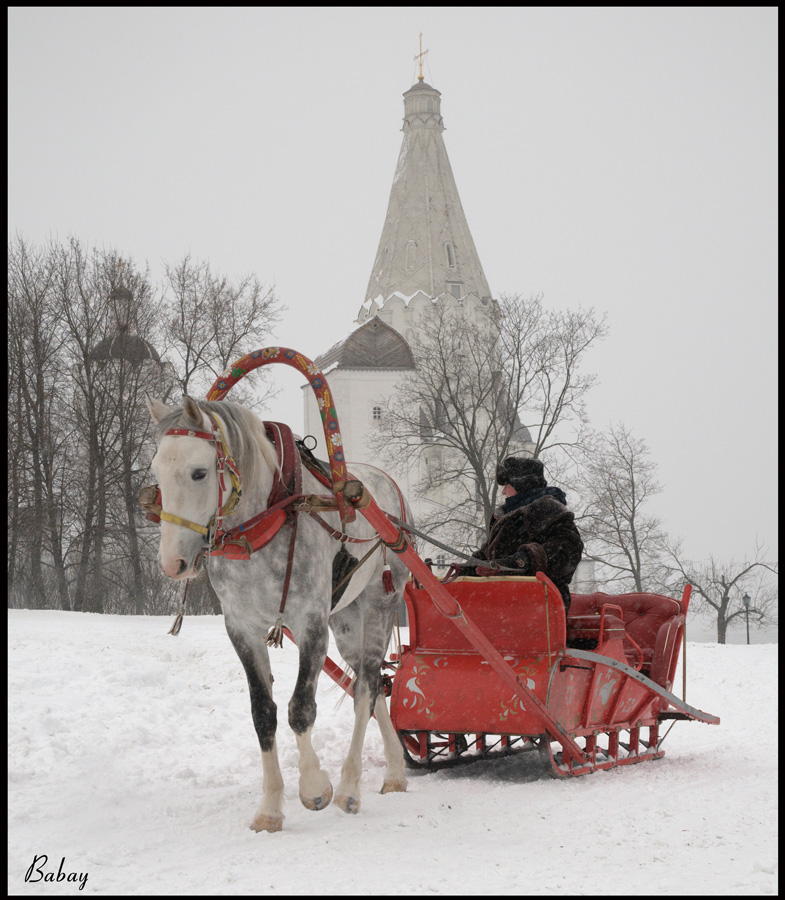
[146,393,170,423]
[182,394,203,427]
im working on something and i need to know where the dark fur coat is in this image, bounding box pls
[461,489,584,614]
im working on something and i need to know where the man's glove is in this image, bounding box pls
[475,563,502,577]
[475,554,528,576]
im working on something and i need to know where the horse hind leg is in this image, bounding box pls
[374,690,408,795]
[225,622,285,832]
[289,624,333,811]
[332,598,404,814]
[334,667,375,815]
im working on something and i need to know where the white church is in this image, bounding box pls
[302,68,594,591]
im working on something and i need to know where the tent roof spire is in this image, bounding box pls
[359,61,492,318]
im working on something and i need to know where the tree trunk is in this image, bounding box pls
[46,501,71,611]
[72,461,98,614]
[88,460,107,614]
[28,436,48,609]
[123,469,146,615]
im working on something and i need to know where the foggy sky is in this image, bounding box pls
[8,7,777,594]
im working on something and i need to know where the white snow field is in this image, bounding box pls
[8,609,778,895]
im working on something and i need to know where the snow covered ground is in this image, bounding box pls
[8,609,778,895]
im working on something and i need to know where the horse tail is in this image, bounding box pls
[326,663,355,710]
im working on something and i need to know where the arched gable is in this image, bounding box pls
[315,317,415,370]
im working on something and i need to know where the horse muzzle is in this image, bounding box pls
[159,544,208,580]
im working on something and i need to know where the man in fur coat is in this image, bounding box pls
[460,457,583,615]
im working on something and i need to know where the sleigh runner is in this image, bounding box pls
[143,346,718,829]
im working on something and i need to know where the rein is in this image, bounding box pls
[387,516,517,570]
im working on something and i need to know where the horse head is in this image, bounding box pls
[146,394,227,579]
[145,393,282,579]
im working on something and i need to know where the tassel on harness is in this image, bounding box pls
[266,615,285,648]
[265,511,300,648]
[168,580,189,636]
[382,546,394,594]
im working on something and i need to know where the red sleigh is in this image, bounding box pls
[201,347,719,778]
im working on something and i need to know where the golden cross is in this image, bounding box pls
[414,32,429,81]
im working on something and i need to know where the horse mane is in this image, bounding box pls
[154,399,281,489]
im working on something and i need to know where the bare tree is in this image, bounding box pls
[8,236,72,609]
[573,424,670,592]
[50,241,173,614]
[662,542,778,643]
[497,296,607,460]
[162,255,283,408]
[9,236,283,616]
[370,294,607,551]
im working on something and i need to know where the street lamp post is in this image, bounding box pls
[742,593,751,645]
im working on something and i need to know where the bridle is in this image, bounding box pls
[145,410,243,557]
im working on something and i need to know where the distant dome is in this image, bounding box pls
[91,333,161,364]
[315,316,415,370]
[91,280,162,364]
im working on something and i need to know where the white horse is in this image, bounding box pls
[145,393,409,832]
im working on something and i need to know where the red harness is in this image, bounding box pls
[142,420,408,561]
[210,422,302,560]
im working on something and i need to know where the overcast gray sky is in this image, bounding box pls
[8,8,777,588]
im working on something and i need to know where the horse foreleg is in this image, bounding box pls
[289,628,333,811]
[226,623,285,832]
[373,691,408,794]
[253,739,285,833]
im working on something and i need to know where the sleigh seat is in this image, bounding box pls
[567,591,687,691]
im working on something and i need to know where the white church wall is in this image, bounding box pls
[302,367,418,504]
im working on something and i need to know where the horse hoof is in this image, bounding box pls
[250,813,283,833]
[334,794,360,815]
[380,778,408,794]
[300,781,333,811]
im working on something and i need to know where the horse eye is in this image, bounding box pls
[192,469,207,481]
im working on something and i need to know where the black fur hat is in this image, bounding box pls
[496,456,546,492]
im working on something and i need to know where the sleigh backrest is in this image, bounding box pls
[404,575,567,657]
[569,591,685,685]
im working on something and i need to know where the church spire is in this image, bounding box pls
[359,63,492,320]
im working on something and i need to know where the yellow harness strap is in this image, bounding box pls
[159,511,211,536]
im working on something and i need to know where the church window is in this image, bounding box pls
[449,283,462,299]
[445,242,456,268]
[435,554,446,569]
[406,241,416,269]
[372,405,383,423]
